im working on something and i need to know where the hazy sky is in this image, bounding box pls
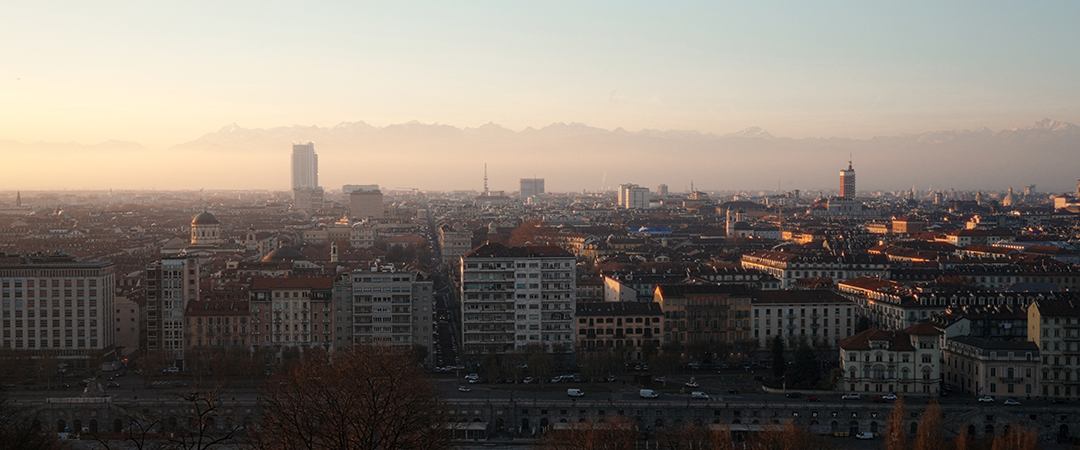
[2,1,1079,148]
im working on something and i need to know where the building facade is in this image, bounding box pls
[618,184,650,209]
[575,301,662,360]
[839,324,941,396]
[349,189,384,220]
[249,277,333,351]
[520,178,545,198]
[0,253,116,368]
[751,290,856,348]
[460,243,576,357]
[942,336,1038,398]
[439,225,474,268]
[840,161,855,199]
[331,265,435,364]
[144,256,200,367]
[653,284,753,344]
[291,142,318,189]
[1028,299,1080,399]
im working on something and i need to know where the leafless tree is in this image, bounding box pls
[885,396,907,450]
[88,386,242,450]
[252,344,449,450]
[912,399,945,450]
[0,394,70,450]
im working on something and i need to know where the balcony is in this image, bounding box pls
[810,322,821,328]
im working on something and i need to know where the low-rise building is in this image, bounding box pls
[942,336,1038,398]
[839,324,942,396]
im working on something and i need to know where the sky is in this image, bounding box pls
[2,1,1079,150]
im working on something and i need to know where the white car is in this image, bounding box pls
[881,393,897,400]
[842,393,860,400]
[457,386,471,392]
[691,391,709,400]
[978,396,994,403]
[1004,398,1020,406]
[855,432,874,440]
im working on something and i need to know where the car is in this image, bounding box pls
[522,377,535,384]
[639,389,659,399]
[166,366,179,373]
[872,396,887,403]
[691,391,709,400]
[654,376,666,383]
[684,381,699,388]
[785,392,803,399]
[978,396,994,403]
[855,432,874,440]
[567,389,585,397]
[727,388,739,395]
[171,381,187,388]
[806,396,820,402]
[842,393,861,400]
[107,381,121,388]
[882,393,897,400]
[686,363,699,370]
[457,386,471,392]
[464,373,479,380]
[1004,398,1020,406]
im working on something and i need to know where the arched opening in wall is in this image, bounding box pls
[540,418,549,429]
[694,418,704,426]
[910,422,918,436]
[89,419,98,434]
[521,418,530,433]
[830,421,838,433]
[73,419,82,434]
[870,421,878,433]
[114,419,123,433]
[57,420,66,434]
[849,421,859,435]
[1002,425,1011,436]
[985,424,995,437]
[495,418,504,430]
[1060,424,1070,442]
[968,425,977,437]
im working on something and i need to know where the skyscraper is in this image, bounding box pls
[520,178,545,197]
[840,161,856,199]
[291,142,323,211]
[291,142,318,189]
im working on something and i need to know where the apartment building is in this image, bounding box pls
[0,253,116,368]
[249,277,333,351]
[942,336,1038,398]
[145,256,199,367]
[653,284,753,344]
[751,290,856,348]
[331,264,435,364]
[460,243,576,357]
[575,301,663,360]
[839,323,942,395]
[1028,299,1080,399]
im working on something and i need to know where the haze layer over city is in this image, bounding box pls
[5,3,1080,450]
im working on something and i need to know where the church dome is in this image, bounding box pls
[191,211,220,225]
[262,247,308,263]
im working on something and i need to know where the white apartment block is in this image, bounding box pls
[839,323,942,396]
[145,256,199,366]
[618,184,650,209]
[1,254,116,368]
[460,243,576,357]
[439,225,473,268]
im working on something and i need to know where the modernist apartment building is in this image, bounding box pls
[751,290,856,348]
[249,277,334,351]
[575,301,663,360]
[653,284,753,344]
[839,324,942,395]
[331,264,435,363]
[1028,299,1080,399]
[942,336,1039,398]
[0,253,116,368]
[618,184,650,209]
[145,256,199,367]
[439,224,474,268]
[460,243,576,356]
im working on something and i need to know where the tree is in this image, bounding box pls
[640,340,659,364]
[989,426,1040,450]
[534,417,639,450]
[951,425,971,450]
[481,353,502,383]
[686,340,712,365]
[770,335,786,379]
[91,386,243,450]
[410,343,430,367]
[525,344,554,385]
[884,396,906,450]
[0,394,68,450]
[913,399,945,450]
[790,343,820,389]
[253,345,449,450]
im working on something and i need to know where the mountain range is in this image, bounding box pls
[1,119,1077,192]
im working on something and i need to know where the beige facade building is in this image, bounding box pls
[1028,299,1080,399]
[942,336,1038,398]
[839,324,942,396]
[249,277,334,351]
[751,290,856,348]
[350,189,384,219]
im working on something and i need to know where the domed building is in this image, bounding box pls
[261,246,308,263]
[191,211,223,245]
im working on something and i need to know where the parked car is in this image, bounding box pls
[567,389,585,397]
[978,396,994,403]
[691,391,709,400]
[882,393,897,400]
[1004,398,1020,406]
[458,386,471,392]
[727,388,739,394]
[684,377,699,388]
[842,393,861,400]
[522,377,535,384]
[605,375,618,382]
